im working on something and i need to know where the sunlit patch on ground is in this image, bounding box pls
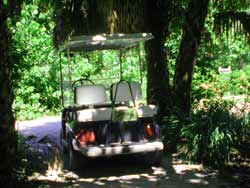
[27,157,222,188]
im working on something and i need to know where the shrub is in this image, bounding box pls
[14,134,36,182]
[161,115,184,153]
[217,66,250,96]
[179,99,246,167]
[161,99,250,167]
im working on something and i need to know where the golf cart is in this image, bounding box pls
[59,33,164,169]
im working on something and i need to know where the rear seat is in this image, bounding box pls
[111,82,158,118]
[76,85,112,122]
[111,82,142,103]
[136,105,158,118]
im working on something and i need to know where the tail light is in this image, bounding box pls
[76,130,96,146]
[85,131,96,143]
[145,124,154,136]
[143,122,160,139]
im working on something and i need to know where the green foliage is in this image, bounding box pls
[177,99,250,167]
[14,134,35,182]
[68,48,144,85]
[214,0,250,12]
[162,0,250,167]
[9,3,61,120]
[162,98,250,167]
[7,0,250,123]
[164,0,250,104]
[218,66,250,96]
[112,108,138,122]
[191,33,250,100]
[161,115,186,152]
[180,100,236,166]
[62,47,146,106]
[165,24,182,87]
[8,2,147,120]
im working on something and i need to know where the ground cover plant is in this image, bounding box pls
[162,99,250,167]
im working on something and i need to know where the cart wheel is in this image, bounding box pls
[59,129,67,154]
[63,138,85,170]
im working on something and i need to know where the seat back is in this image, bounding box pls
[75,84,106,105]
[111,82,142,103]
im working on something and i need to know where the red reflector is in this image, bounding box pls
[86,131,96,143]
[76,130,96,145]
[146,125,154,136]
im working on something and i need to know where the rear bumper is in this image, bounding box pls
[72,140,164,158]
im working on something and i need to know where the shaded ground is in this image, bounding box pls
[31,156,224,188]
[18,117,246,188]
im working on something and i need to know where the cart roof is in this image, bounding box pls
[60,33,153,52]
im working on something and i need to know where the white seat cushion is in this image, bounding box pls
[77,108,112,122]
[136,105,158,118]
[76,85,106,105]
[77,105,158,122]
[111,82,142,102]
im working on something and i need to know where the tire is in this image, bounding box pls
[59,129,67,154]
[63,138,87,170]
[143,150,163,166]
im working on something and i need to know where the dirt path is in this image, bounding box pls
[18,116,61,147]
[32,156,224,188]
[18,117,239,188]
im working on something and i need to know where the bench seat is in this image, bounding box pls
[77,108,112,122]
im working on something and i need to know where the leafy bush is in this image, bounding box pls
[161,99,250,167]
[190,17,250,101]
[10,2,146,120]
[161,116,180,152]
[217,66,250,96]
[180,99,250,167]
[14,134,35,183]
[161,115,189,153]
[10,3,61,120]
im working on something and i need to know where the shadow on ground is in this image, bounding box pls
[30,154,227,188]
[18,117,243,188]
[19,117,223,188]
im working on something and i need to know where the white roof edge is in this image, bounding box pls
[60,33,154,52]
[70,33,153,41]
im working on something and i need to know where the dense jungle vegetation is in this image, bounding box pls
[11,2,250,119]
[1,0,250,187]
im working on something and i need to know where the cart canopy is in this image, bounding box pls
[60,33,153,52]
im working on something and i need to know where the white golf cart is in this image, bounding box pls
[59,33,164,169]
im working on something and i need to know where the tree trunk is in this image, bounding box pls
[144,0,172,116]
[0,1,16,181]
[173,0,210,116]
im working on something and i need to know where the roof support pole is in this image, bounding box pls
[137,44,143,84]
[67,46,72,91]
[59,52,64,107]
[119,49,123,80]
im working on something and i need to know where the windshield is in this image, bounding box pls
[60,46,147,107]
